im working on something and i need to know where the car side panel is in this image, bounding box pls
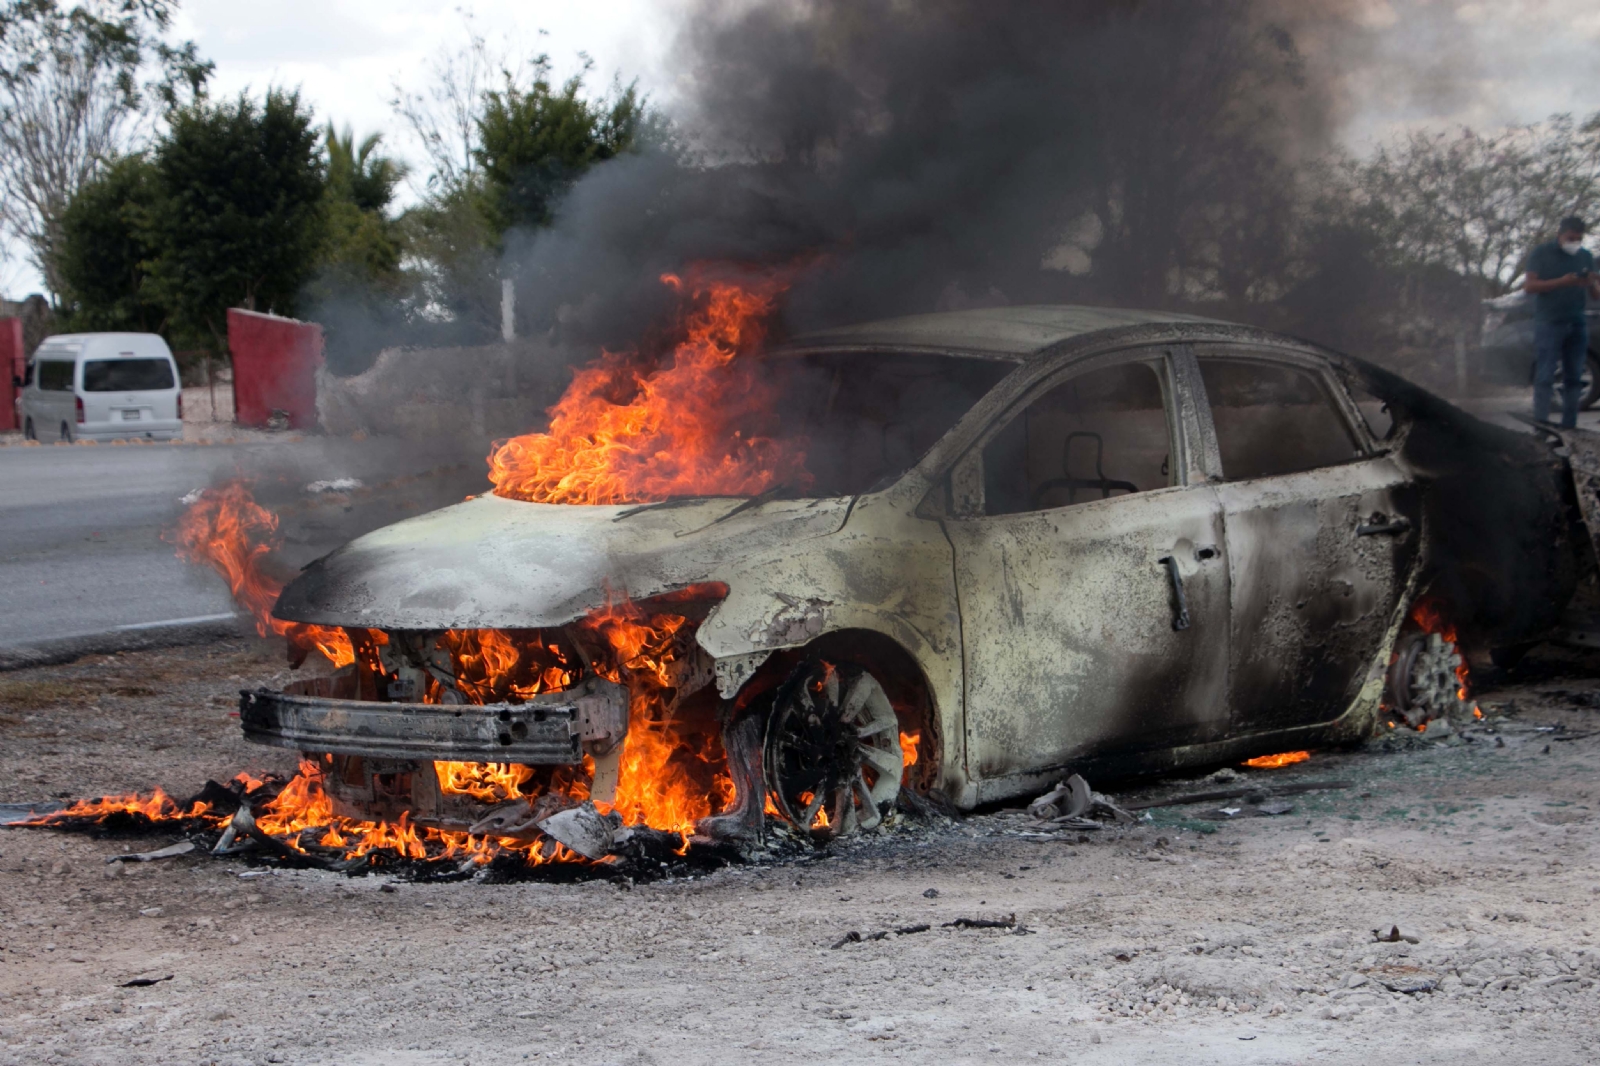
[1215,459,1420,732]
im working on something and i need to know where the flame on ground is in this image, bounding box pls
[1242,750,1311,769]
[486,266,811,505]
[168,480,360,667]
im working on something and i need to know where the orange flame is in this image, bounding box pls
[580,592,734,835]
[169,480,360,667]
[487,266,810,505]
[31,787,212,824]
[1242,750,1310,769]
[1410,597,1470,701]
[900,731,920,769]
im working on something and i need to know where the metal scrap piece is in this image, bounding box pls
[106,841,195,864]
[536,801,621,860]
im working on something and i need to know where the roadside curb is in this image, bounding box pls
[0,613,250,672]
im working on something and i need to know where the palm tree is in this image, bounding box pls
[324,125,407,214]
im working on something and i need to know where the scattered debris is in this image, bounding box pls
[0,802,64,826]
[944,915,1017,930]
[922,887,939,898]
[1373,925,1421,945]
[120,975,174,988]
[1026,774,1135,828]
[105,841,194,864]
[1370,966,1439,994]
[535,802,617,861]
[1125,780,1353,811]
[830,923,933,949]
[305,477,364,495]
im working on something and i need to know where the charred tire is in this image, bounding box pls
[1386,630,1464,728]
[764,660,903,839]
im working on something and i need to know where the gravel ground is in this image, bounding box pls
[1,640,1597,1065]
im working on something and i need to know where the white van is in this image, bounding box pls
[17,333,183,443]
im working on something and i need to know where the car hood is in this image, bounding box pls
[272,492,854,630]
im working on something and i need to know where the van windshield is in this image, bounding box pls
[82,358,174,392]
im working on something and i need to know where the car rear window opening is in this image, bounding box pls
[81,358,175,392]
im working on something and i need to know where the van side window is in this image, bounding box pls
[37,360,74,391]
[1198,357,1361,479]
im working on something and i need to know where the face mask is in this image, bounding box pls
[1562,240,1584,255]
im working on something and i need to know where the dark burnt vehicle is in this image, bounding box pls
[241,307,1597,844]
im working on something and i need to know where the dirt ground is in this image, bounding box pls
[1,639,1597,1066]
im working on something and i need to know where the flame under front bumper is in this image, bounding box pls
[237,676,628,764]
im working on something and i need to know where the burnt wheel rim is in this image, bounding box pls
[1387,631,1463,727]
[764,662,902,838]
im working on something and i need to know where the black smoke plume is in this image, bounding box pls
[500,0,1366,351]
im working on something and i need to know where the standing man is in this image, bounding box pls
[1524,216,1600,427]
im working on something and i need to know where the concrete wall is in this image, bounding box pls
[316,340,571,445]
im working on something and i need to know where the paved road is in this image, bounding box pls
[0,439,476,650]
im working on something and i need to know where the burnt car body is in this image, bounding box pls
[245,307,1590,838]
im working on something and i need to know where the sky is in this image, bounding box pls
[5,0,1600,296]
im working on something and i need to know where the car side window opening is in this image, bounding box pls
[981,360,1173,516]
[37,360,74,392]
[1343,380,1395,442]
[1198,357,1362,480]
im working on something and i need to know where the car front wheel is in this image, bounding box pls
[764,660,904,839]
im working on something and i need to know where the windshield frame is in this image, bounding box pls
[749,345,1024,502]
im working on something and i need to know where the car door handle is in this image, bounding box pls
[1158,556,1191,631]
[1356,514,1412,537]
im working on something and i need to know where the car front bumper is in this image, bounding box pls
[238,675,628,764]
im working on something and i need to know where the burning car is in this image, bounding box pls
[238,299,1591,850]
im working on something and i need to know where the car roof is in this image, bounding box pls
[781,304,1232,361]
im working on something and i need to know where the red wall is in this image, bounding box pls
[0,317,22,432]
[228,308,323,430]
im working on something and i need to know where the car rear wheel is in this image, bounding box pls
[1385,630,1465,728]
[764,660,903,839]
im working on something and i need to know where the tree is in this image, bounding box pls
[55,151,162,330]
[0,0,210,296]
[474,59,649,237]
[1338,114,1600,296]
[388,24,498,197]
[315,124,405,285]
[143,89,324,348]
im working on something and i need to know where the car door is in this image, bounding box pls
[940,346,1231,782]
[1191,344,1419,735]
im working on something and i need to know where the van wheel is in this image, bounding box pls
[59,421,72,442]
[23,417,35,440]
